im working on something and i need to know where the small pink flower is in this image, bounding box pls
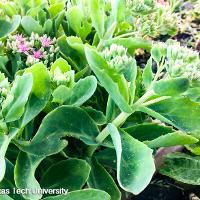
[40,36,52,47]
[18,43,29,54]
[33,50,43,59]
[15,34,25,43]
[157,0,167,6]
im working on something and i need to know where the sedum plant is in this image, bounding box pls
[0,0,200,200]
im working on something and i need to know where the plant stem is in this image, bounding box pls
[86,90,154,157]
[142,96,171,107]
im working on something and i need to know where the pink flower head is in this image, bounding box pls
[157,0,167,6]
[40,36,52,47]
[15,34,25,43]
[33,50,43,59]
[18,43,29,54]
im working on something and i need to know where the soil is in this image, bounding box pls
[127,174,200,200]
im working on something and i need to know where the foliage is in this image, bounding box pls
[0,0,200,200]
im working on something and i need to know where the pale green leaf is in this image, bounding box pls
[160,153,200,185]
[41,159,90,191]
[108,124,155,195]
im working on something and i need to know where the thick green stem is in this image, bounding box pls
[86,90,154,157]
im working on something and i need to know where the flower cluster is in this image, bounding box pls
[153,40,200,81]
[127,0,155,15]
[167,44,200,81]
[52,67,75,87]
[6,33,59,66]
[102,44,134,74]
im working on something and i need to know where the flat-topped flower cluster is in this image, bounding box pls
[6,33,59,66]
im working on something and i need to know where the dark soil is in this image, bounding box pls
[127,174,200,200]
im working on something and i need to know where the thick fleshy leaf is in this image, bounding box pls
[142,58,153,89]
[153,78,189,96]
[111,0,125,22]
[64,76,97,106]
[66,6,91,40]
[2,74,33,123]
[88,158,121,200]
[0,15,21,39]
[89,0,104,38]
[15,106,99,156]
[84,45,132,113]
[124,123,198,148]
[185,143,200,155]
[185,87,200,103]
[0,128,18,181]
[148,97,200,138]
[14,152,44,200]
[84,107,107,125]
[52,85,70,105]
[48,2,65,18]
[105,37,152,53]
[144,131,198,148]
[124,123,173,141]
[94,148,117,170]
[41,159,90,191]
[20,62,51,127]
[50,58,71,73]
[108,124,155,195]
[0,195,13,200]
[0,159,24,200]
[21,16,43,35]
[42,189,111,200]
[160,153,200,185]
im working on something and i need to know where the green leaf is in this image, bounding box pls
[42,189,111,200]
[148,97,200,138]
[94,148,117,170]
[84,45,132,113]
[184,87,200,103]
[0,15,21,39]
[66,6,92,40]
[84,107,107,125]
[52,76,97,106]
[0,159,23,200]
[88,158,121,200]
[151,46,162,64]
[43,19,53,35]
[111,0,125,22]
[124,123,173,142]
[64,76,97,106]
[0,128,18,181]
[14,152,44,200]
[153,78,189,96]
[160,153,200,185]
[58,36,87,70]
[67,36,85,56]
[0,195,13,200]
[185,143,200,155]
[20,62,51,127]
[89,0,105,38]
[50,58,71,73]
[105,37,152,53]
[21,16,43,36]
[15,106,99,156]
[48,2,65,18]
[142,58,153,89]
[52,85,70,105]
[108,124,155,195]
[2,74,33,123]
[41,159,90,191]
[144,131,198,148]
